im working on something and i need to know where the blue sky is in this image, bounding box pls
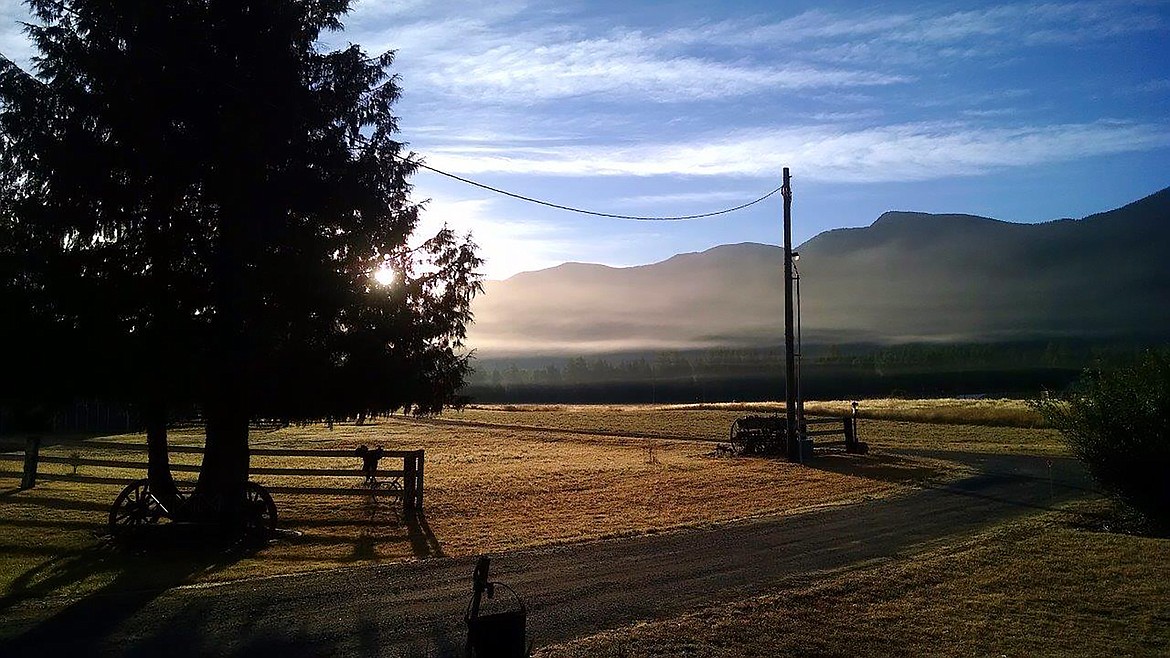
[3,0,1168,278]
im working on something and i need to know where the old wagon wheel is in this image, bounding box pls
[728,419,757,455]
[108,478,164,538]
[240,481,278,542]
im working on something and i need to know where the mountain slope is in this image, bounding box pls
[468,187,1170,355]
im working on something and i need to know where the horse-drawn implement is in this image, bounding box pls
[108,478,278,543]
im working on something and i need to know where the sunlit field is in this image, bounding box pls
[0,408,980,606]
[440,399,1062,454]
[536,506,1170,657]
[3,398,1151,654]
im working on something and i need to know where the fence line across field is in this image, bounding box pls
[0,437,424,513]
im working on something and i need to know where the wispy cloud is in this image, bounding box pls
[648,2,1167,78]
[424,120,1170,183]
[353,16,906,103]
[686,3,1165,51]
[435,41,905,102]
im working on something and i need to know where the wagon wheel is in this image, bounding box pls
[729,420,755,455]
[240,481,278,542]
[108,478,164,538]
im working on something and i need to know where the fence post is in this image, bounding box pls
[846,403,867,454]
[415,451,424,511]
[403,454,417,516]
[21,436,41,489]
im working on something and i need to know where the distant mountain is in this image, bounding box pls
[468,187,1170,356]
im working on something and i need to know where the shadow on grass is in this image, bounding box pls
[0,527,246,654]
[273,509,444,561]
[1062,499,1169,538]
[0,493,113,513]
[812,450,1099,518]
[406,510,444,559]
[808,451,950,486]
[0,517,103,531]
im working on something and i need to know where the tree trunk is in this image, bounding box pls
[145,400,179,505]
[195,397,250,524]
[143,193,179,506]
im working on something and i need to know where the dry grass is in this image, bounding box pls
[536,506,1170,657]
[446,402,1063,454]
[854,419,1065,455]
[456,393,1043,430]
[0,418,958,605]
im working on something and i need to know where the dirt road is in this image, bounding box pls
[1,450,1091,657]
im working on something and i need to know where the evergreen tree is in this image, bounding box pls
[0,0,481,526]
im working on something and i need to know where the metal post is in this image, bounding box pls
[782,168,800,462]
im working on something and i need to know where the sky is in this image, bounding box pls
[2,0,1168,279]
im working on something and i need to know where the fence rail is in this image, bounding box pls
[800,413,867,454]
[3,436,424,513]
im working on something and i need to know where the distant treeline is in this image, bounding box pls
[463,340,1159,403]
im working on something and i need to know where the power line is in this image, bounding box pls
[0,27,784,222]
[408,158,784,221]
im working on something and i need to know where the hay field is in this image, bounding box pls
[440,400,1063,454]
[0,415,959,603]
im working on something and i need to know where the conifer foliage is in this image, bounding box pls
[0,0,482,515]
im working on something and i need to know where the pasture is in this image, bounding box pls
[1,406,973,606]
[3,401,1165,655]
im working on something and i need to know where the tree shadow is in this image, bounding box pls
[0,527,250,654]
[810,450,1097,516]
[0,494,111,513]
[808,450,952,486]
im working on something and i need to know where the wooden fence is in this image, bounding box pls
[802,414,867,454]
[1,437,424,513]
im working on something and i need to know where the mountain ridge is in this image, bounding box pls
[469,186,1170,356]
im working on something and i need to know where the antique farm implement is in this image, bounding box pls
[728,408,867,457]
[108,478,277,542]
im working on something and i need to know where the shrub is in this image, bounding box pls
[1030,350,1170,529]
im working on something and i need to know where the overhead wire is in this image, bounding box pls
[405,158,784,221]
[0,5,785,222]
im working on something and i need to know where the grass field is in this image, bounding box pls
[439,401,1064,454]
[2,399,1164,655]
[1,409,967,606]
[536,503,1170,657]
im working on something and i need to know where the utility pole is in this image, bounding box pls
[782,167,800,462]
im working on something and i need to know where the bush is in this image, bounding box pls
[1030,350,1170,530]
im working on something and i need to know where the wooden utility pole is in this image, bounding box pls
[782,168,800,462]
